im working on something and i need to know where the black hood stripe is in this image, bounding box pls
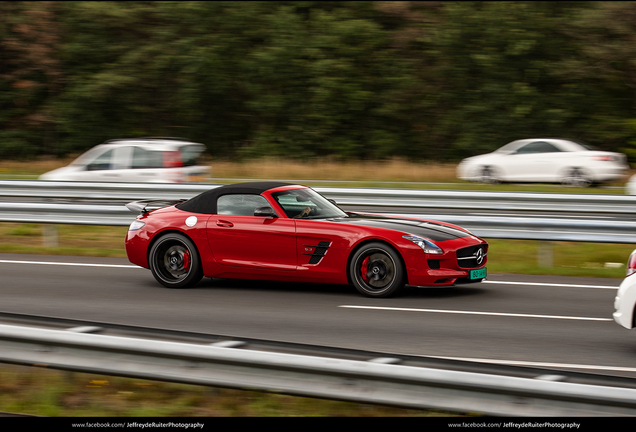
[326,214,470,241]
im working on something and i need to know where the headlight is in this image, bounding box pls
[129,221,146,231]
[403,234,443,255]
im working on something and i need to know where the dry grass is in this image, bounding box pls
[0,155,461,183]
[211,157,459,183]
[0,156,76,176]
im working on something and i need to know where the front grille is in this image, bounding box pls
[457,245,487,268]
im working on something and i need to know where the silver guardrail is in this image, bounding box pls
[1,202,635,243]
[0,180,635,243]
[2,322,636,416]
[2,180,636,214]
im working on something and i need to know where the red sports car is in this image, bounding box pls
[125,182,488,297]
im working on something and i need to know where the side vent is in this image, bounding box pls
[303,241,331,265]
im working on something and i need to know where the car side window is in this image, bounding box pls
[86,149,114,171]
[217,194,272,216]
[131,147,164,169]
[535,142,561,153]
[514,141,561,155]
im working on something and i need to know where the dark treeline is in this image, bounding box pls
[2,1,636,162]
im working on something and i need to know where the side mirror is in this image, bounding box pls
[254,206,277,218]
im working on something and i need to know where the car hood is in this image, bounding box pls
[460,152,499,163]
[325,213,472,242]
[39,166,80,180]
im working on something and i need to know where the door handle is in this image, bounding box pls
[216,220,234,227]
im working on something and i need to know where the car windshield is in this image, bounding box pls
[272,188,348,219]
[496,141,525,153]
[70,146,108,166]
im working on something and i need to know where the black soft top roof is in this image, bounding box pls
[176,182,297,214]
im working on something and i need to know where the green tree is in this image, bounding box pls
[2,1,636,164]
[239,2,415,160]
[554,2,636,159]
[412,1,591,159]
[0,1,62,157]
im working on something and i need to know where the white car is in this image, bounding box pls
[614,249,636,329]
[625,175,636,195]
[457,138,628,186]
[39,138,210,183]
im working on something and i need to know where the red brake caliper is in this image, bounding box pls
[183,250,191,271]
[361,257,369,283]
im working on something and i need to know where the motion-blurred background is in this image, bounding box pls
[2,1,636,165]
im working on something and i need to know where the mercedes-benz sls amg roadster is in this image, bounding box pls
[125,182,488,297]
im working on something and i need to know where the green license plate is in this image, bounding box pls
[470,268,487,280]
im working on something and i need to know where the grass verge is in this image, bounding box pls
[0,364,457,417]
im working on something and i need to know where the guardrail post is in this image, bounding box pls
[42,224,59,248]
[537,241,554,268]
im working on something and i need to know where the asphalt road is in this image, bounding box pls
[2,253,634,378]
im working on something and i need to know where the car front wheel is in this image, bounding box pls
[479,166,500,184]
[349,242,405,298]
[149,233,203,288]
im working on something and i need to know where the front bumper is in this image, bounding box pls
[402,243,488,288]
[613,275,636,329]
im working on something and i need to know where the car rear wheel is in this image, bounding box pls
[562,168,592,187]
[349,242,405,298]
[149,233,203,288]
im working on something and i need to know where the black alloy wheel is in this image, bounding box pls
[149,233,203,288]
[349,242,405,298]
